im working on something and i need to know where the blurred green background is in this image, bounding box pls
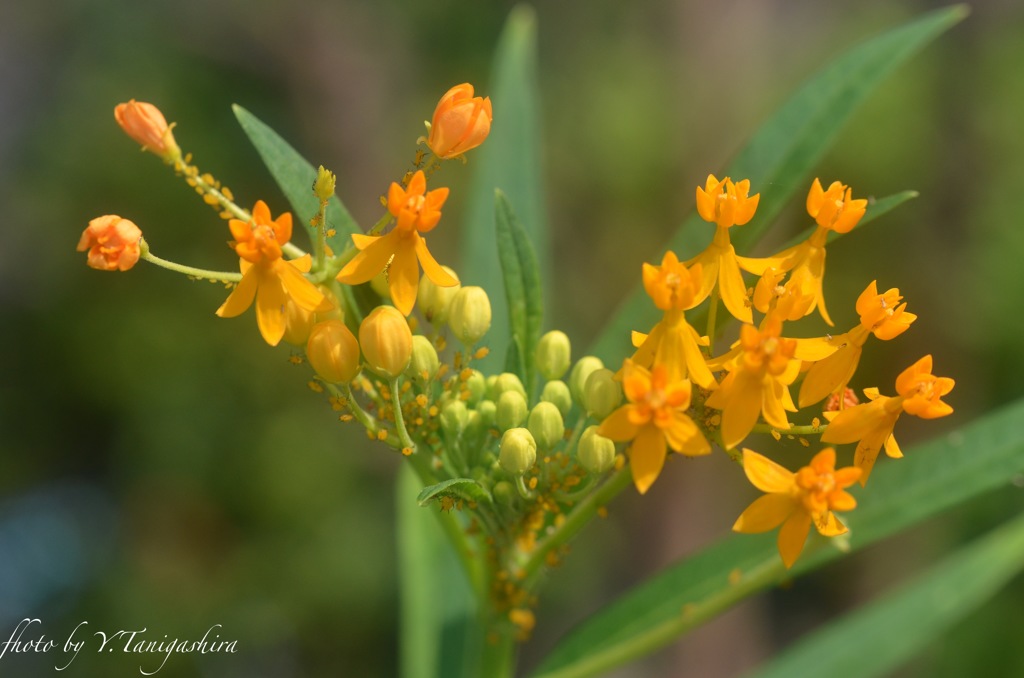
[2,0,1023,676]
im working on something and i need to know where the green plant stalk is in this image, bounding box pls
[478,626,517,678]
[389,378,417,453]
[140,246,242,282]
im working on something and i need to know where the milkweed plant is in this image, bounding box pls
[76,5,1024,678]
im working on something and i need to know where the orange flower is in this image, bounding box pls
[336,171,457,316]
[822,355,954,485]
[733,448,860,568]
[599,360,710,494]
[77,215,143,271]
[799,280,916,407]
[427,84,493,159]
[705,319,800,449]
[688,175,760,322]
[216,200,331,346]
[806,178,867,234]
[114,100,181,162]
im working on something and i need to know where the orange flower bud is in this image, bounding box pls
[77,215,143,271]
[114,100,181,161]
[427,84,493,159]
[307,320,361,384]
[359,307,413,378]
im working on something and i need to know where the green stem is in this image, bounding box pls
[477,626,516,678]
[705,286,721,353]
[752,422,828,436]
[140,246,242,282]
[314,198,329,271]
[563,413,590,459]
[389,378,417,453]
[187,170,250,222]
[368,211,393,236]
[519,465,633,587]
[515,475,535,500]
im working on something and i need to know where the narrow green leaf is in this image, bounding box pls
[233,104,360,252]
[463,5,546,373]
[531,397,1024,678]
[744,512,1024,678]
[417,477,493,507]
[495,190,544,397]
[589,6,967,363]
[397,465,480,678]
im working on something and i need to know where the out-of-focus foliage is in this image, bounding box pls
[2,1,1023,676]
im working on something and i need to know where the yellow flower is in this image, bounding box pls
[705,319,800,450]
[688,175,760,323]
[822,355,954,485]
[427,84,493,159]
[599,360,710,494]
[216,200,332,346]
[733,448,861,568]
[752,267,815,323]
[337,170,457,316]
[77,215,142,271]
[799,280,917,407]
[114,100,181,162]
[738,178,867,326]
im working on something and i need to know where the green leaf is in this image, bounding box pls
[417,478,493,507]
[588,6,968,364]
[744,512,1024,678]
[531,397,1024,678]
[463,5,546,374]
[233,104,360,252]
[495,190,544,397]
[397,465,481,678]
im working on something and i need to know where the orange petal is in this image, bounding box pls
[389,237,420,316]
[629,425,667,495]
[733,493,795,533]
[828,490,857,512]
[814,511,848,537]
[742,449,795,493]
[777,510,812,568]
[215,265,258,318]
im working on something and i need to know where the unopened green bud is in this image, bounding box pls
[492,480,516,506]
[406,335,440,380]
[463,411,485,451]
[496,390,528,431]
[418,266,461,325]
[314,165,336,201]
[440,400,469,439]
[499,428,537,475]
[493,373,527,400]
[464,370,486,405]
[536,330,571,380]
[528,401,565,451]
[485,375,499,400]
[569,356,605,406]
[449,286,492,345]
[578,426,616,474]
[477,400,497,428]
[540,380,572,417]
[584,368,622,420]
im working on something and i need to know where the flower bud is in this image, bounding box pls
[427,83,493,160]
[464,370,486,405]
[370,270,390,299]
[406,335,440,380]
[578,426,616,474]
[313,165,336,202]
[114,100,181,162]
[492,373,527,400]
[306,319,360,384]
[492,480,516,506]
[359,306,413,378]
[77,215,143,271]
[463,411,486,451]
[418,266,461,325]
[497,390,528,432]
[569,356,605,406]
[540,380,573,417]
[449,286,492,346]
[477,400,497,428]
[584,369,622,420]
[283,299,315,346]
[499,428,537,475]
[528,402,565,451]
[440,400,469,440]
[536,330,571,380]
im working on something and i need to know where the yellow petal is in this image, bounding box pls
[277,259,328,312]
[883,433,903,459]
[821,401,885,445]
[337,230,400,284]
[663,413,710,456]
[720,372,763,449]
[682,324,717,389]
[631,331,648,348]
[415,235,458,286]
[814,511,848,537]
[389,236,420,316]
[778,511,812,568]
[599,406,639,442]
[629,424,667,495]
[215,265,258,318]
[352,233,378,250]
[718,248,752,323]
[798,345,862,408]
[733,493,796,533]
[254,272,287,346]
[742,448,795,493]
[762,380,791,430]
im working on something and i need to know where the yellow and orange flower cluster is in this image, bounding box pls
[594,174,953,567]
